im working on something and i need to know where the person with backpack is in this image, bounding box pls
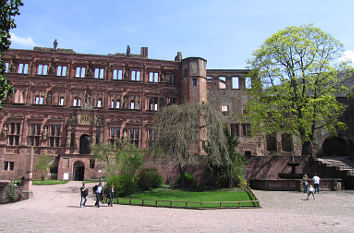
[94,182,103,208]
[80,183,88,207]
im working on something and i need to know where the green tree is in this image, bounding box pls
[34,155,53,180]
[152,103,229,187]
[0,0,23,107]
[246,24,353,155]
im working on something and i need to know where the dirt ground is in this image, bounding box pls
[0,181,354,233]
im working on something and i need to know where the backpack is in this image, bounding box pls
[93,185,98,193]
[84,189,89,196]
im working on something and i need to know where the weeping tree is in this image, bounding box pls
[246,24,353,155]
[152,103,229,187]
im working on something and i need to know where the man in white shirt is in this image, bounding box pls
[95,183,103,207]
[312,174,320,193]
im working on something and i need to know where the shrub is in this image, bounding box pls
[175,172,197,188]
[137,168,163,190]
[106,174,137,197]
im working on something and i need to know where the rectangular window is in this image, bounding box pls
[94,68,104,79]
[9,162,14,171]
[192,78,198,86]
[59,97,64,106]
[5,62,9,73]
[166,73,175,84]
[130,128,139,146]
[56,65,67,76]
[3,161,15,171]
[148,129,156,147]
[230,124,239,137]
[242,124,251,137]
[109,127,120,145]
[149,72,159,83]
[116,100,120,109]
[131,70,141,81]
[245,77,252,89]
[34,96,44,105]
[130,101,135,110]
[49,125,61,147]
[232,77,239,89]
[113,69,123,80]
[90,159,95,169]
[207,76,213,82]
[75,67,86,78]
[37,64,48,75]
[18,63,29,74]
[221,105,229,115]
[29,123,41,146]
[219,77,226,89]
[8,123,20,145]
[110,100,114,108]
[149,97,159,111]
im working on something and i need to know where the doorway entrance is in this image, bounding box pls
[73,161,85,181]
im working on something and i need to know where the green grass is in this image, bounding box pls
[116,188,259,208]
[32,180,69,185]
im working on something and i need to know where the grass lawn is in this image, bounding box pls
[117,188,259,208]
[32,180,69,185]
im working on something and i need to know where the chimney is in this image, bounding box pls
[141,47,148,58]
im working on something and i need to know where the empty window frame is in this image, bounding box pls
[59,97,65,106]
[73,97,81,107]
[149,72,159,83]
[3,161,14,171]
[18,63,29,74]
[110,99,120,109]
[37,64,48,75]
[166,73,175,84]
[232,77,239,89]
[131,70,141,81]
[148,97,159,111]
[34,96,44,105]
[8,123,21,145]
[130,100,135,110]
[94,68,104,79]
[166,97,175,105]
[242,124,251,137]
[130,128,139,146]
[5,62,9,73]
[29,123,41,146]
[245,77,252,89]
[219,77,226,89]
[113,69,123,80]
[49,125,61,147]
[207,76,214,82]
[148,129,156,147]
[90,159,95,169]
[230,124,240,137]
[56,65,67,76]
[97,98,102,108]
[75,67,86,78]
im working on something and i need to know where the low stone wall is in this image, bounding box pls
[251,178,342,191]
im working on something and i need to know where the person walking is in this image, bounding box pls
[302,174,309,193]
[108,184,115,207]
[80,183,88,207]
[307,184,315,200]
[94,182,103,208]
[312,174,320,193]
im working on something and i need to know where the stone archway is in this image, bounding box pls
[80,134,91,154]
[322,136,347,156]
[73,161,85,181]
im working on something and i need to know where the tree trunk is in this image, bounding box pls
[301,141,311,156]
[178,164,186,187]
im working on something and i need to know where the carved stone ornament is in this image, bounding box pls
[42,126,48,141]
[78,114,93,125]
[1,124,8,137]
[67,114,77,124]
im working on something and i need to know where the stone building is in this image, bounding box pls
[2,44,347,181]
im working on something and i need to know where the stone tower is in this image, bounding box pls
[181,57,207,104]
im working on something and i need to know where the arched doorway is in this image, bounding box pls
[80,134,91,154]
[73,161,85,181]
[322,136,346,156]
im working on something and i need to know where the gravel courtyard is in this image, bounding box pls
[0,181,353,233]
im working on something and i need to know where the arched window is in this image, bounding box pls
[79,134,91,154]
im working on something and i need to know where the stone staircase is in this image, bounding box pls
[315,156,354,176]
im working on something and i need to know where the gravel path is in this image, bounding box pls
[0,182,353,233]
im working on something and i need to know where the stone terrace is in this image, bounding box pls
[0,182,353,232]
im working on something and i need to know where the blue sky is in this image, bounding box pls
[9,0,354,69]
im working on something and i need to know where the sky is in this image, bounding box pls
[9,0,354,69]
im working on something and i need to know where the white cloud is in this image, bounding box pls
[10,33,35,47]
[339,50,354,64]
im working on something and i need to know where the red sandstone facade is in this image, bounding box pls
[0,46,302,181]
